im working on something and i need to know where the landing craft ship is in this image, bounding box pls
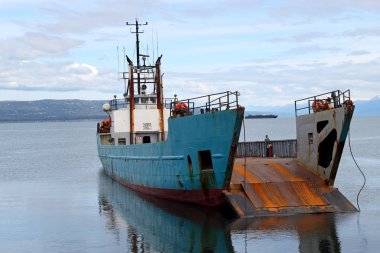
[97,21,244,206]
[97,21,357,215]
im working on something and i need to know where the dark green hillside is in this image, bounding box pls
[0,100,107,122]
[0,96,378,122]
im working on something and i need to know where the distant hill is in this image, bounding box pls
[0,96,378,122]
[0,99,107,122]
[353,96,380,116]
[246,96,380,118]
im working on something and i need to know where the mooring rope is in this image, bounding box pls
[242,119,247,197]
[242,118,248,253]
[348,129,366,212]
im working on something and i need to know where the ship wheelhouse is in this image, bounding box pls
[98,55,170,147]
[96,20,170,147]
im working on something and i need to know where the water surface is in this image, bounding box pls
[0,118,379,252]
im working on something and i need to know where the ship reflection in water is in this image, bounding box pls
[98,172,345,253]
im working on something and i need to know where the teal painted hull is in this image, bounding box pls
[97,107,244,206]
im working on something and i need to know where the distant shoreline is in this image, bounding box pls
[0,118,104,123]
[1,115,379,124]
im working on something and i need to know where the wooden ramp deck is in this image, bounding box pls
[223,157,357,217]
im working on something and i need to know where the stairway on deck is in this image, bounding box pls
[223,157,357,217]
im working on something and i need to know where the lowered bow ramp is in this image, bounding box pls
[224,90,357,217]
[224,158,357,217]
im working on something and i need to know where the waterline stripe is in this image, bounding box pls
[99,154,223,160]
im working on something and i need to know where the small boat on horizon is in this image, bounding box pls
[245,114,278,119]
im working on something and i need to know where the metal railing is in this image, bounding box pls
[105,91,240,115]
[236,139,297,158]
[294,89,351,116]
[107,96,157,110]
[168,91,240,117]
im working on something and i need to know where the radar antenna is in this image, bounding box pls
[126,19,148,94]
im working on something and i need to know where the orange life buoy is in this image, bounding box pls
[312,99,326,112]
[175,102,188,110]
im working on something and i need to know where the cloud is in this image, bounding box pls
[38,0,165,35]
[0,0,379,106]
[162,55,380,106]
[341,27,380,38]
[267,27,380,43]
[64,63,99,80]
[282,46,342,55]
[0,32,82,61]
[349,50,370,56]
[0,60,119,93]
[270,0,380,20]
[267,32,329,43]
[180,0,263,18]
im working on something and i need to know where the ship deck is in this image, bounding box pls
[224,157,357,217]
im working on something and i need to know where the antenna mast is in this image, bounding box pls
[126,19,148,94]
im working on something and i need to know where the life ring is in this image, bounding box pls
[312,99,326,112]
[175,102,188,110]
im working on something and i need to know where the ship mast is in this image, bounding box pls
[126,19,147,95]
[125,20,165,143]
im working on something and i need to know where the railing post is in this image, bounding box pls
[208,95,211,112]
[226,92,230,110]
[170,101,173,117]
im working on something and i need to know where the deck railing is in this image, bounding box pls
[237,139,297,158]
[105,91,240,115]
[168,91,240,117]
[108,96,158,110]
[108,97,126,110]
[294,89,351,116]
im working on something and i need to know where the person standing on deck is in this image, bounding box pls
[265,135,270,157]
[331,91,338,108]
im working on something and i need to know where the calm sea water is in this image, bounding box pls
[0,117,379,252]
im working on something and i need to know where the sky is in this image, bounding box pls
[0,0,379,108]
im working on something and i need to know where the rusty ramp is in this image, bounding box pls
[224,157,357,217]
